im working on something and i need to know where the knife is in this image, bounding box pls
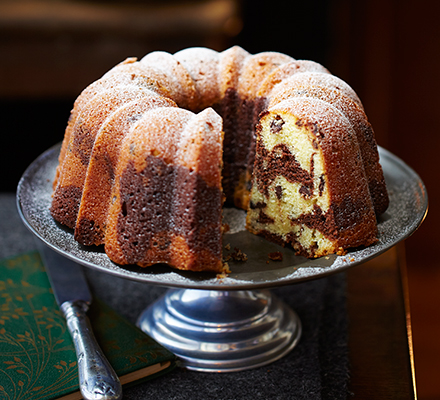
[38,243,123,400]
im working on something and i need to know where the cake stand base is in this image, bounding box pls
[137,289,302,372]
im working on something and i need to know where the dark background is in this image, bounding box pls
[1,0,439,397]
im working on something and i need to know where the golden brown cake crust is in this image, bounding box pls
[140,51,198,110]
[257,60,331,98]
[174,47,221,111]
[237,52,295,99]
[276,72,364,110]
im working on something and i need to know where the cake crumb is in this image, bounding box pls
[230,247,248,262]
[222,224,230,234]
[216,262,231,280]
[336,247,347,256]
[268,251,283,261]
[224,243,231,251]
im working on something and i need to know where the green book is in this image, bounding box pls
[0,251,176,400]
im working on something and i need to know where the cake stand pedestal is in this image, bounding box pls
[16,144,428,373]
[137,289,301,372]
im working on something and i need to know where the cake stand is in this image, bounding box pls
[17,143,428,372]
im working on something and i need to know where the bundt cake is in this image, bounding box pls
[50,45,388,272]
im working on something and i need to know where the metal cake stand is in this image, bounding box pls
[17,143,428,372]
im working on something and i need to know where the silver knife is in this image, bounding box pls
[38,243,123,400]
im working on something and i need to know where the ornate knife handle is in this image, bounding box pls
[61,300,123,400]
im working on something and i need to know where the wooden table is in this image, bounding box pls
[347,243,416,398]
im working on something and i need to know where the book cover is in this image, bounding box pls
[0,251,176,400]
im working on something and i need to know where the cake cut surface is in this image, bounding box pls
[246,98,378,258]
[50,46,388,273]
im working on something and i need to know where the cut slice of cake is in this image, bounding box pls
[246,97,378,258]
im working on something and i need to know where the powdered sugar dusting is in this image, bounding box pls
[174,47,221,110]
[258,60,330,97]
[76,87,165,132]
[127,106,194,166]
[177,107,223,186]
[140,51,198,109]
[269,96,355,138]
[218,46,250,96]
[238,51,295,98]
[279,72,364,110]
[269,84,366,128]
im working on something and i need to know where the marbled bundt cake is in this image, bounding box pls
[51,46,388,272]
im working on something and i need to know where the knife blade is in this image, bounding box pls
[38,243,122,400]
